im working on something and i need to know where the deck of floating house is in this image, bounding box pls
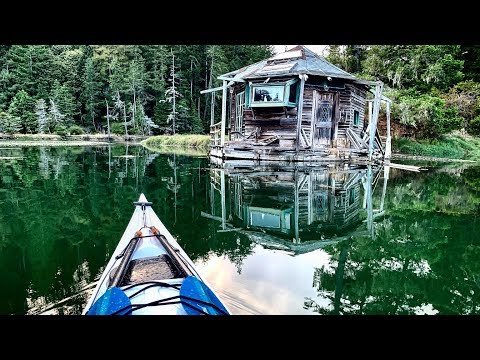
[201,46,392,164]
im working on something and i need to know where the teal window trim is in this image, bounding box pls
[246,79,300,108]
[348,188,356,206]
[353,110,360,126]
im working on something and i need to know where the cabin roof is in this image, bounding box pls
[220,45,358,82]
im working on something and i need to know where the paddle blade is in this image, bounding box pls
[87,287,132,315]
[180,276,229,315]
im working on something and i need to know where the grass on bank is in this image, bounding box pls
[141,134,210,150]
[393,135,480,160]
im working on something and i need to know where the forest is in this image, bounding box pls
[0,45,273,136]
[327,45,480,138]
[0,45,479,140]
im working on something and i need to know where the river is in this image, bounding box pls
[0,145,479,315]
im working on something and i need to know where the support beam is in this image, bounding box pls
[363,100,373,142]
[221,80,227,147]
[366,165,374,238]
[201,85,224,94]
[200,80,235,94]
[220,170,226,230]
[210,93,215,127]
[296,74,307,152]
[385,101,392,160]
[368,82,383,161]
[379,165,390,212]
[294,169,300,243]
[218,75,245,82]
[368,101,373,127]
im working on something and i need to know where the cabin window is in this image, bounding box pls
[253,85,284,104]
[250,211,281,228]
[247,79,299,108]
[348,188,356,206]
[353,110,360,126]
[288,82,298,103]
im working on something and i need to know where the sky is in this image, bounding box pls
[273,45,327,56]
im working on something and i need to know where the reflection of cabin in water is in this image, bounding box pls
[202,164,389,255]
[202,46,392,163]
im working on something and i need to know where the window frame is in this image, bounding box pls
[246,79,299,108]
[353,109,360,126]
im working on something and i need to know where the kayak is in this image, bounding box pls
[83,193,230,315]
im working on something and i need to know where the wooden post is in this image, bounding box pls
[228,87,233,142]
[379,165,390,212]
[368,82,383,161]
[296,74,306,152]
[210,93,215,127]
[368,101,373,126]
[366,165,374,237]
[221,169,226,230]
[385,101,392,160]
[221,80,227,147]
[362,100,373,142]
[294,169,300,243]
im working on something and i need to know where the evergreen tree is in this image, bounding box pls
[164,51,181,134]
[0,111,21,134]
[48,99,65,132]
[50,80,77,127]
[8,90,36,133]
[82,57,102,130]
[35,99,48,134]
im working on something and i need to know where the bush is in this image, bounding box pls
[111,122,125,135]
[394,92,463,138]
[68,125,84,135]
[54,125,68,137]
[468,115,480,136]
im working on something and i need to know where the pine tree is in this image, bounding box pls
[35,99,48,134]
[8,90,36,133]
[6,46,55,102]
[48,99,65,132]
[50,80,77,127]
[0,111,21,134]
[164,51,181,134]
[127,57,147,132]
[112,91,129,137]
[83,57,102,131]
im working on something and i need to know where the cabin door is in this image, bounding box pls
[312,91,335,148]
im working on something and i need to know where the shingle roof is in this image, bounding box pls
[220,45,357,82]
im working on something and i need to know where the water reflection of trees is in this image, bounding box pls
[305,165,480,315]
[0,145,255,314]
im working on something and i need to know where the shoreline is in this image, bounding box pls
[0,133,146,147]
[1,134,479,164]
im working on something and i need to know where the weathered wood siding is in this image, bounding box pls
[337,83,367,140]
[228,78,367,151]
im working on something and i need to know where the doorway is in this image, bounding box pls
[311,90,335,148]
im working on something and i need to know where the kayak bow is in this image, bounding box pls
[83,194,230,315]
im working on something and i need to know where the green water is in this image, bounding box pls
[0,145,479,315]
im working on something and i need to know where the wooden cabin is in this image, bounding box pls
[202,46,392,163]
[202,163,390,255]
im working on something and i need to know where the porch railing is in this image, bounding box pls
[210,121,222,147]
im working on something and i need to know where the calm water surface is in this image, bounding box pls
[0,145,479,315]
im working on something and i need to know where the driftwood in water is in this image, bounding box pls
[387,162,424,172]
